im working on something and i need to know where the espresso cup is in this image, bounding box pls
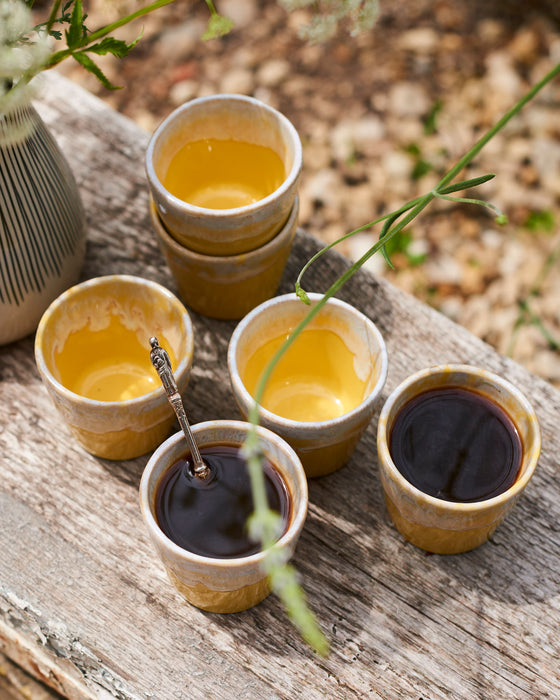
[376,364,541,554]
[35,275,194,460]
[228,293,388,477]
[145,94,302,257]
[139,420,308,613]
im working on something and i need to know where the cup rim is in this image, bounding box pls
[139,420,309,568]
[34,274,194,408]
[145,94,303,218]
[227,292,389,433]
[150,194,299,263]
[376,363,542,512]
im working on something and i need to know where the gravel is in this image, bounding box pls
[52,0,560,389]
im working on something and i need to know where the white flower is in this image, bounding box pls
[279,0,380,42]
[0,0,52,113]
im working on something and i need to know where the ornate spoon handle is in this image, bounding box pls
[149,337,209,479]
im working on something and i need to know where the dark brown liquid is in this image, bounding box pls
[389,386,523,503]
[155,443,290,558]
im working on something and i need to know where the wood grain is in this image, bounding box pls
[1,72,559,699]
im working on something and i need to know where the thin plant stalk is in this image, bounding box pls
[244,60,560,652]
[44,0,179,68]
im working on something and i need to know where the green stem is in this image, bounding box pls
[244,59,560,652]
[45,0,179,68]
[435,62,560,191]
[295,195,425,294]
[45,0,63,32]
[434,192,505,219]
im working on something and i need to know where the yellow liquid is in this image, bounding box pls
[162,138,286,209]
[242,328,368,422]
[55,315,176,401]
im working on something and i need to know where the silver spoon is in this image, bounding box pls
[149,336,209,480]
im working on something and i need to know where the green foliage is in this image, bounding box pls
[411,157,432,180]
[423,98,443,135]
[524,209,556,233]
[405,143,433,181]
[508,241,560,354]
[384,230,426,266]
[244,63,560,655]
[279,0,380,42]
[1,0,184,104]
[242,420,328,654]
[202,0,234,40]
[44,0,178,89]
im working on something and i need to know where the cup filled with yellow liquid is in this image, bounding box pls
[227,293,388,478]
[145,94,302,256]
[150,195,299,321]
[35,275,194,460]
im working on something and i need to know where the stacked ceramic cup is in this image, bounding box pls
[145,95,302,320]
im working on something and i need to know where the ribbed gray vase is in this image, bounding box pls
[0,103,87,345]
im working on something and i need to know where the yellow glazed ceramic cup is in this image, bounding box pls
[376,364,541,554]
[35,275,194,460]
[227,293,388,478]
[150,196,298,321]
[145,94,302,256]
[139,420,308,613]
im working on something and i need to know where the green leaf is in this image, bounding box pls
[72,51,123,90]
[424,98,443,135]
[524,209,555,233]
[495,213,508,226]
[438,174,495,195]
[405,142,421,158]
[411,158,432,180]
[202,13,234,40]
[66,0,84,48]
[379,212,402,270]
[86,34,142,58]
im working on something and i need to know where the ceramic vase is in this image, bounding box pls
[0,103,87,345]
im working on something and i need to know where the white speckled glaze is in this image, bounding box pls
[145,94,302,257]
[150,196,298,321]
[139,420,308,613]
[376,364,541,554]
[228,293,388,478]
[35,275,194,460]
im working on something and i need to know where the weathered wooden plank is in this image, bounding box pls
[0,71,559,699]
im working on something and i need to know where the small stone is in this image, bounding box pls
[342,184,375,229]
[348,233,387,277]
[257,59,290,87]
[460,296,493,339]
[302,142,331,171]
[397,27,439,53]
[480,228,503,250]
[154,20,205,60]
[306,168,343,208]
[532,138,560,183]
[219,68,254,95]
[477,19,505,44]
[439,295,463,322]
[169,80,198,106]
[388,82,430,118]
[219,0,258,28]
[531,350,560,383]
[133,110,159,134]
[424,255,462,286]
[484,51,523,99]
[330,117,386,162]
[382,151,412,180]
[508,27,540,64]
